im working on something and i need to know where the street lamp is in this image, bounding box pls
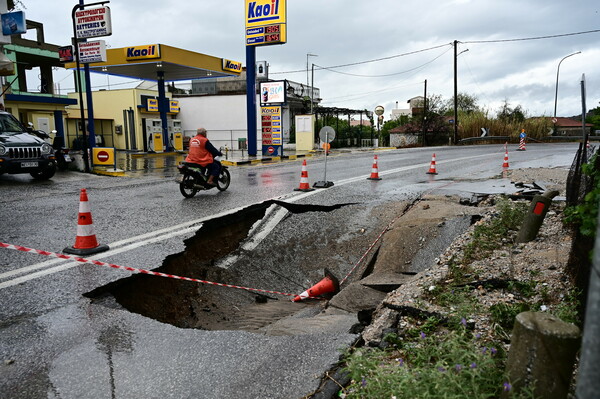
[554,51,581,118]
[306,53,318,92]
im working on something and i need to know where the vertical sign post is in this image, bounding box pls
[71,1,111,172]
[245,0,287,157]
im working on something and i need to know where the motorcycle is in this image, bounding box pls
[27,124,72,170]
[177,159,230,198]
[50,130,72,171]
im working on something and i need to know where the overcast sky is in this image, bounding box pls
[16,0,600,119]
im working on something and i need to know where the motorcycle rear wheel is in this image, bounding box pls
[179,173,198,198]
[216,168,231,191]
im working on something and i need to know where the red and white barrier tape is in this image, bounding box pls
[0,242,296,298]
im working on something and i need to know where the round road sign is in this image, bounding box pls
[267,146,275,154]
[319,126,336,143]
[97,150,109,162]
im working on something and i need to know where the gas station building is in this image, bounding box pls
[65,43,242,152]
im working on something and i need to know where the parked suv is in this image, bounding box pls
[0,111,56,180]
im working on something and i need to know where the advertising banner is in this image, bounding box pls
[259,81,286,105]
[1,11,26,35]
[78,40,106,64]
[75,6,112,39]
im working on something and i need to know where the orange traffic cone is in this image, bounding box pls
[367,154,382,180]
[502,147,510,168]
[63,188,109,255]
[293,269,340,302]
[294,159,315,192]
[426,153,438,175]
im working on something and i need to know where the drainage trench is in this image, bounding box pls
[85,200,357,333]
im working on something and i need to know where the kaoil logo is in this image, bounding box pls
[222,59,242,73]
[125,44,160,60]
[246,0,285,26]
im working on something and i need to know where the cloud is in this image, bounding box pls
[16,0,600,116]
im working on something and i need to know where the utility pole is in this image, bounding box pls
[453,40,458,145]
[422,79,427,146]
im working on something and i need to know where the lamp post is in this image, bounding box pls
[306,53,317,90]
[554,51,581,118]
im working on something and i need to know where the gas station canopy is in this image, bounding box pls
[66,43,242,81]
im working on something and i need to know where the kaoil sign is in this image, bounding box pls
[222,59,242,74]
[245,0,287,46]
[125,44,160,60]
[245,0,286,27]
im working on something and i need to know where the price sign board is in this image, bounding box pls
[261,106,282,155]
[245,0,287,46]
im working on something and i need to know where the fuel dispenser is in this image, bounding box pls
[169,119,183,151]
[145,119,163,153]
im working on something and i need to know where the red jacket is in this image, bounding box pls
[185,135,213,166]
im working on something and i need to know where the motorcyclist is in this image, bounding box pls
[184,127,222,186]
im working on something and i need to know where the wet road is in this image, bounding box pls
[0,143,579,398]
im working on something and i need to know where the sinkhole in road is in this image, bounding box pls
[85,200,357,333]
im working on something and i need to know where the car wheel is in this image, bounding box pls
[30,162,56,180]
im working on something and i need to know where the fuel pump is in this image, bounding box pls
[145,119,163,153]
[169,119,183,151]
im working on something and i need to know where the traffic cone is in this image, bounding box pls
[294,159,315,192]
[502,147,510,168]
[517,137,526,151]
[367,154,382,180]
[63,188,109,255]
[426,153,438,175]
[293,269,340,302]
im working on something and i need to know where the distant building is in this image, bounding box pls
[2,20,76,138]
[528,117,594,136]
[547,117,594,136]
[390,96,424,120]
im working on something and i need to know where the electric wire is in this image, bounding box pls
[270,43,453,75]
[463,29,600,44]
[313,46,453,78]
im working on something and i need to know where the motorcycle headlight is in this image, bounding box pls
[0,144,5,156]
[41,143,52,155]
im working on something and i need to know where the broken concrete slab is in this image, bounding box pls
[329,282,388,313]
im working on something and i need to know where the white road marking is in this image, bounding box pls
[0,151,499,288]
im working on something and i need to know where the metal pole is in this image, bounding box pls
[581,74,588,162]
[311,63,314,114]
[246,45,257,156]
[323,131,328,182]
[554,51,581,118]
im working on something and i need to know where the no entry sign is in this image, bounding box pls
[92,147,115,166]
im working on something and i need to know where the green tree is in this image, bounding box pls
[445,92,480,114]
[497,100,525,123]
[586,105,600,133]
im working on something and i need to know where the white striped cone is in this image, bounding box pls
[294,159,315,192]
[367,155,382,180]
[502,149,510,168]
[426,153,438,174]
[64,188,109,255]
